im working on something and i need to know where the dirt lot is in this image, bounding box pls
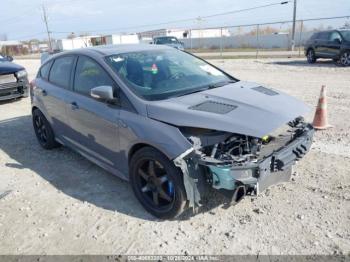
[0,58,349,255]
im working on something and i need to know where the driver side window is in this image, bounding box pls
[74,56,115,96]
[329,32,342,42]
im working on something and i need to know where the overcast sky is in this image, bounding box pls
[1,0,349,40]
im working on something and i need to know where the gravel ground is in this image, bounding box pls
[0,58,349,255]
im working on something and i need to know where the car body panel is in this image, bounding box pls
[146,81,310,138]
[34,78,71,139]
[0,61,24,74]
[64,90,121,176]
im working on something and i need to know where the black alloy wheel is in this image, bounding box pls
[307,49,316,64]
[129,147,187,219]
[340,51,350,66]
[32,109,60,149]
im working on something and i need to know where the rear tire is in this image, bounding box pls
[32,109,60,149]
[129,147,187,219]
[339,51,350,66]
[307,49,317,64]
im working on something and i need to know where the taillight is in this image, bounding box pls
[29,79,36,90]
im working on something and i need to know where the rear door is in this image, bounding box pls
[314,32,331,57]
[64,55,121,174]
[35,56,76,141]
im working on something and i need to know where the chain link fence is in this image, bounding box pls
[176,16,350,58]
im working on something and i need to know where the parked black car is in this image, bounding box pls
[0,55,29,101]
[153,36,184,51]
[304,29,350,66]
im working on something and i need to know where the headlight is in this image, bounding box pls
[16,70,27,78]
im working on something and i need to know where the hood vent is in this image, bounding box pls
[189,100,237,114]
[252,86,279,96]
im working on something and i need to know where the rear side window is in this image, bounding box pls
[318,32,330,40]
[49,56,75,89]
[74,56,114,96]
[39,61,53,80]
[311,33,319,40]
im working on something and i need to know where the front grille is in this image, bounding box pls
[0,82,18,89]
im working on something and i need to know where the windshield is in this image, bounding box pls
[0,55,6,62]
[105,49,235,101]
[340,30,350,41]
[155,37,178,44]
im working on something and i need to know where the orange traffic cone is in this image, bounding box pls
[312,85,331,130]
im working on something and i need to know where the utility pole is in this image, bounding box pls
[291,0,297,51]
[42,4,52,51]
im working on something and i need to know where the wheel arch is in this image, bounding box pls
[307,47,315,53]
[32,106,39,113]
[128,142,174,168]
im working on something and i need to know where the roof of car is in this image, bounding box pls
[43,44,174,63]
[154,36,176,39]
[84,44,172,56]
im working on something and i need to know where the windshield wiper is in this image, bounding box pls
[175,87,209,97]
[208,80,236,89]
[171,80,236,98]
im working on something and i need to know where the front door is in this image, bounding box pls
[326,31,342,57]
[65,55,121,175]
[314,31,331,57]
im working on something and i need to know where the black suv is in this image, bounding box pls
[0,55,29,101]
[304,29,350,66]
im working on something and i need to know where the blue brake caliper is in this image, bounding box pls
[167,181,174,197]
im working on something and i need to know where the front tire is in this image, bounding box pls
[129,147,187,219]
[32,109,60,149]
[307,49,317,64]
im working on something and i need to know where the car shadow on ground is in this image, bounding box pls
[267,59,342,68]
[0,97,23,106]
[0,115,227,221]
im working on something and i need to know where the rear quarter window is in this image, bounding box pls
[38,60,53,80]
[49,56,75,89]
[318,32,330,40]
[310,33,319,40]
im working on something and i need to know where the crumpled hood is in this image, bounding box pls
[0,61,24,75]
[146,81,310,138]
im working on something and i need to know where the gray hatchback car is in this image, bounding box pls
[31,44,314,219]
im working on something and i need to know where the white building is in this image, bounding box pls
[138,28,230,40]
[105,34,139,45]
[54,35,98,51]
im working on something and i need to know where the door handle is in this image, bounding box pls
[70,102,79,110]
[41,89,47,96]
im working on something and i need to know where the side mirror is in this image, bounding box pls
[334,38,341,44]
[149,41,153,44]
[91,85,117,104]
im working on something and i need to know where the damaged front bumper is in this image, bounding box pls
[174,124,314,207]
[0,79,29,101]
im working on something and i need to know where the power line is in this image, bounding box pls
[50,1,291,34]
[12,32,47,40]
